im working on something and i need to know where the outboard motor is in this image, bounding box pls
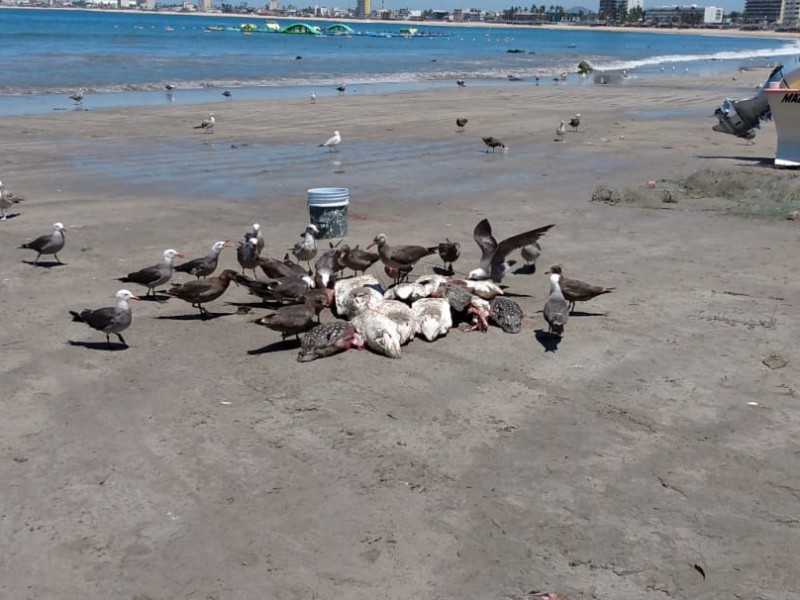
[712,64,786,140]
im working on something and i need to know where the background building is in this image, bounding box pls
[646,3,705,24]
[744,0,784,23]
[704,5,724,22]
[452,7,483,21]
[356,0,370,17]
[783,0,800,24]
[598,0,627,21]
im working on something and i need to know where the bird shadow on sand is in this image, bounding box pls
[156,311,233,321]
[534,329,562,352]
[225,300,282,310]
[134,294,171,303]
[247,338,301,355]
[501,290,534,298]
[22,260,67,268]
[570,310,606,318]
[513,264,537,275]
[67,340,129,351]
[695,155,773,166]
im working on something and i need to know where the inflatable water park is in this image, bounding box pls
[204,21,448,38]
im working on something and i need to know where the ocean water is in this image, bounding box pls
[1,7,800,115]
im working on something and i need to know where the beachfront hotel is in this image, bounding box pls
[356,0,370,18]
[744,0,800,23]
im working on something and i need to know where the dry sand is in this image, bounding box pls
[2,73,799,599]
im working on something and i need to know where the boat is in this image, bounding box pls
[764,78,800,166]
[712,64,795,165]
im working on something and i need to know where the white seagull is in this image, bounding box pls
[319,130,341,152]
[555,120,566,142]
[194,112,215,134]
[310,91,317,104]
[0,180,25,221]
[70,88,85,106]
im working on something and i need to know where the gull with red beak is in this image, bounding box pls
[18,222,66,265]
[117,248,183,297]
[174,240,232,279]
[69,289,140,347]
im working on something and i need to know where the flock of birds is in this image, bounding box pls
[10,203,615,361]
[179,79,581,156]
[36,77,605,360]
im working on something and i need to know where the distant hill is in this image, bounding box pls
[565,6,594,13]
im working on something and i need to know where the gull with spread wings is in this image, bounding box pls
[468,218,554,283]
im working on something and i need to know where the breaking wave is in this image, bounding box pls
[589,41,800,72]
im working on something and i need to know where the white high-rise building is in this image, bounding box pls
[704,5,724,22]
[783,0,800,25]
[628,0,644,11]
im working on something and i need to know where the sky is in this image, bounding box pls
[326,0,747,15]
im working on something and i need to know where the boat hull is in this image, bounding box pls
[765,87,800,167]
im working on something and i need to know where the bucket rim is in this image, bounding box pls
[307,187,349,194]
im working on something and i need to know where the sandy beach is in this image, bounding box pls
[2,73,799,599]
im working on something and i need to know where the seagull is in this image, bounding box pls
[237,237,260,278]
[543,272,569,337]
[174,240,231,279]
[165,83,175,92]
[738,130,757,145]
[437,238,460,274]
[245,222,264,255]
[0,180,25,221]
[193,112,215,134]
[18,222,66,265]
[456,117,468,132]
[568,113,581,132]
[546,265,615,313]
[456,79,466,87]
[69,88,85,106]
[117,249,184,297]
[222,90,232,100]
[520,241,541,271]
[319,130,341,152]
[482,136,506,152]
[555,120,566,142]
[69,289,140,347]
[161,269,238,319]
[468,219,555,282]
[367,233,437,284]
[310,91,317,104]
[336,84,346,95]
[292,224,319,271]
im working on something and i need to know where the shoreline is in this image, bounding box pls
[3,5,800,40]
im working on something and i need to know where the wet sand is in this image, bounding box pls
[1,73,799,599]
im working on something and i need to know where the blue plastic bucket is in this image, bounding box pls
[307,187,349,239]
